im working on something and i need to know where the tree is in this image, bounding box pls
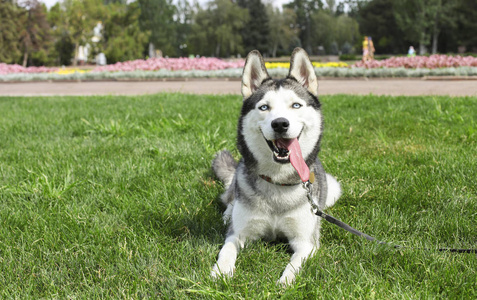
[0,0,23,64]
[310,9,360,55]
[46,0,148,66]
[189,0,249,57]
[284,0,323,54]
[61,0,104,66]
[310,10,335,53]
[138,0,176,56]
[102,1,150,63]
[428,0,458,54]
[266,5,299,57]
[335,15,360,54]
[356,0,407,54]
[187,3,211,57]
[393,0,457,54]
[47,2,74,65]
[237,0,269,55]
[174,0,193,57]
[210,0,249,57]
[17,0,52,67]
[454,0,477,52]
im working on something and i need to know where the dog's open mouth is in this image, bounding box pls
[265,136,310,182]
[266,139,292,163]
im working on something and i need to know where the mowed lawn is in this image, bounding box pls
[0,93,476,298]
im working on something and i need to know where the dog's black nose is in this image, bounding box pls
[271,117,289,133]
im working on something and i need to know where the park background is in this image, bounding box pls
[0,0,476,298]
[1,0,476,69]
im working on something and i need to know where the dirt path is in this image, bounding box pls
[1,78,476,97]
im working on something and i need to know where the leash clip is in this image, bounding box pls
[302,180,319,213]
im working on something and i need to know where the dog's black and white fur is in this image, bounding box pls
[211,48,341,285]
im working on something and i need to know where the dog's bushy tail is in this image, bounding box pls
[212,150,237,188]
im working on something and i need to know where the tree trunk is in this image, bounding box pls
[215,43,221,57]
[431,12,439,54]
[419,32,427,55]
[73,42,79,67]
[432,31,438,54]
[272,43,278,58]
[419,43,427,55]
[22,51,28,68]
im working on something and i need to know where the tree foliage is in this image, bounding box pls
[1,0,477,67]
[0,1,23,63]
[189,0,249,57]
[237,0,270,55]
[65,0,105,65]
[454,0,477,51]
[102,2,149,63]
[284,0,324,53]
[266,5,299,57]
[355,0,406,54]
[138,0,176,56]
[18,0,52,67]
[393,0,457,54]
[174,0,193,57]
[311,9,360,55]
[353,0,472,55]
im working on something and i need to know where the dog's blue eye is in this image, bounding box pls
[258,104,269,111]
[292,103,302,109]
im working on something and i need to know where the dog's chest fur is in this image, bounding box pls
[231,200,319,243]
[237,167,308,212]
[228,162,319,240]
[231,183,319,242]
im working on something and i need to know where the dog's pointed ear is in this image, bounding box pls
[288,48,318,97]
[241,50,270,99]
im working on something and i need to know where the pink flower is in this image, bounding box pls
[0,63,58,75]
[352,55,477,69]
[92,57,245,72]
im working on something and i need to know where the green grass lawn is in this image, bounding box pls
[0,93,476,298]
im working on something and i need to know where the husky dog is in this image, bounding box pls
[211,48,341,285]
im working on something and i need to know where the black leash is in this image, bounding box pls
[314,209,477,254]
[302,181,477,254]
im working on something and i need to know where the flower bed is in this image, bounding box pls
[92,57,245,72]
[3,66,477,82]
[315,66,477,77]
[56,68,88,75]
[353,55,477,69]
[265,62,348,69]
[1,55,477,82]
[0,63,57,75]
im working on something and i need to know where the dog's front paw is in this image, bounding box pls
[211,263,234,279]
[277,271,296,286]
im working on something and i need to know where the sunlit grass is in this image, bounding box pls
[0,94,475,298]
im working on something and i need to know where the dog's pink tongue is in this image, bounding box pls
[276,138,310,182]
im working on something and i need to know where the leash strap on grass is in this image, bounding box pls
[314,209,477,254]
[302,180,477,254]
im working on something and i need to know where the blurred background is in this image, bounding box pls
[1,0,476,68]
